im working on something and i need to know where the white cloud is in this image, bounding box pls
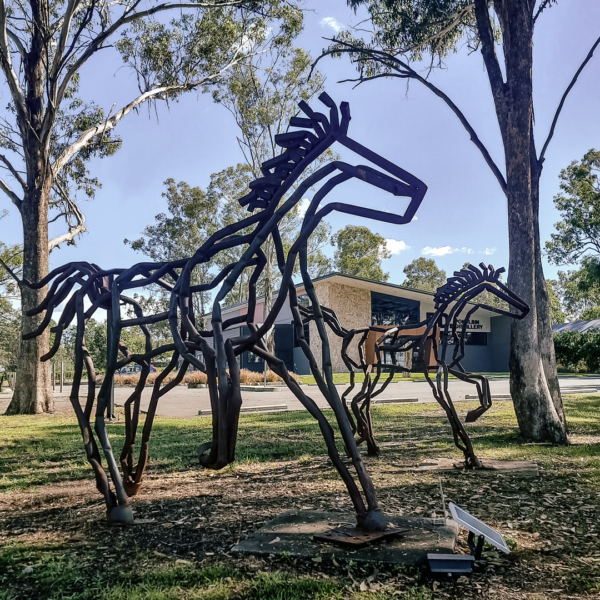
[422,246,473,257]
[320,16,345,34]
[423,245,453,256]
[298,197,310,218]
[480,247,497,255]
[385,239,410,255]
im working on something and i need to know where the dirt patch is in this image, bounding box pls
[2,454,600,599]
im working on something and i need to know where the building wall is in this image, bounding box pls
[459,316,511,373]
[309,281,372,373]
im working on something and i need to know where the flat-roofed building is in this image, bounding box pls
[202,272,513,374]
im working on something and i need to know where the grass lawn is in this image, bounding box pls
[1,396,599,599]
[296,372,510,385]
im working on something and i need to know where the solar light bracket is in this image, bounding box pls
[468,531,485,560]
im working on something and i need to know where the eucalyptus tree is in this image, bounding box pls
[0,237,22,374]
[318,0,600,443]
[332,224,390,282]
[126,178,219,317]
[402,257,446,293]
[0,0,302,413]
[212,46,332,349]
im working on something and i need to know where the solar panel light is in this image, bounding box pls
[427,502,510,575]
[450,502,510,559]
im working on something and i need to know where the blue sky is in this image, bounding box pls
[1,0,599,286]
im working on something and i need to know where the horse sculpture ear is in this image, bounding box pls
[318,92,339,130]
[339,101,351,136]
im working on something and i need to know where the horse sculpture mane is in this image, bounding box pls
[434,263,506,308]
[239,97,349,211]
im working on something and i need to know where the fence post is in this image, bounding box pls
[60,361,64,393]
[52,363,56,391]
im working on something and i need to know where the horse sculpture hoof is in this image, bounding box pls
[124,480,143,496]
[107,505,134,525]
[357,508,387,531]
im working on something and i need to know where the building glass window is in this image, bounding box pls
[371,292,420,326]
[294,322,310,347]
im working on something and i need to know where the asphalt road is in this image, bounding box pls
[3,376,598,418]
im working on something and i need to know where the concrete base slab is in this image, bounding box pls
[415,457,539,476]
[372,397,418,405]
[198,404,288,416]
[231,510,458,565]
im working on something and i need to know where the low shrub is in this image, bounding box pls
[553,330,600,373]
[185,371,208,385]
[105,367,299,386]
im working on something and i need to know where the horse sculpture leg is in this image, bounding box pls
[425,365,482,469]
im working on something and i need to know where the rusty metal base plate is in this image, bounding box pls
[314,524,409,548]
[231,511,459,565]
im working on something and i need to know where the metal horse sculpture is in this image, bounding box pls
[24,93,428,531]
[353,264,529,467]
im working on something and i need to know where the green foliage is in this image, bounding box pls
[546,149,600,266]
[344,0,479,65]
[84,319,108,373]
[125,178,220,315]
[213,46,333,301]
[0,241,22,300]
[581,306,600,321]
[129,47,334,312]
[553,330,600,373]
[547,280,567,325]
[332,225,390,281]
[402,257,446,292]
[551,265,600,321]
[0,241,23,373]
[553,331,584,371]
[0,0,304,248]
[0,299,20,372]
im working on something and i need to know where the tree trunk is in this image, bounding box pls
[5,0,54,415]
[531,165,566,427]
[502,0,567,443]
[6,186,53,414]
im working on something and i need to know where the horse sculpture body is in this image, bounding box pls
[23,93,428,530]
[317,264,529,467]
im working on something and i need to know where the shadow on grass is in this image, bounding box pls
[1,397,600,493]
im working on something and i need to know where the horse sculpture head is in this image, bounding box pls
[434,263,529,321]
[241,92,427,228]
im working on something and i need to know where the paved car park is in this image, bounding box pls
[5,376,597,418]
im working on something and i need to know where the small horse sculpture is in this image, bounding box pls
[371,264,529,467]
[23,93,428,531]
[301,264,529,466]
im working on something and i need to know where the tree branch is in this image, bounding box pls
[538,34,600,168]
[52,50,252,176]
[47,180,87,250]
[0,153,27,190]
[6,27,26,57]
[48,223,87,250]
[322,40,507,195]
[472,0,507,132]
[533,0,554,24]
[53,0,246,109]
[50,0,85,81]
[0,0,27,120]
[0,176,23,209]
[400,1,493,56]
[0,255,22,289]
